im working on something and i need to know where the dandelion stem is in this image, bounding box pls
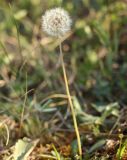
[59,43,82,157]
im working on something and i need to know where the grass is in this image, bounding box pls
[0,0,127,159]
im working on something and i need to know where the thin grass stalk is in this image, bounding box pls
[59,43,82,157]
[19,73,28,136]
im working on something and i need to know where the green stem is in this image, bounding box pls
[59,43,82,157]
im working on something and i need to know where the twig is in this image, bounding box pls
[54,128,127,139]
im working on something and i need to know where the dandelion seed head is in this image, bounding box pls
[42,8,72,37]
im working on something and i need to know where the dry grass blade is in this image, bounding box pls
[19,73,28,136]
[0,121,10,146]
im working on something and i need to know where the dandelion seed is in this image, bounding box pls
[42,8,72,37]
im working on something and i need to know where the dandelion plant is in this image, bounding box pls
[42,8,82,157]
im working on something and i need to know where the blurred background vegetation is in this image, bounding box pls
[0,0,127,159]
